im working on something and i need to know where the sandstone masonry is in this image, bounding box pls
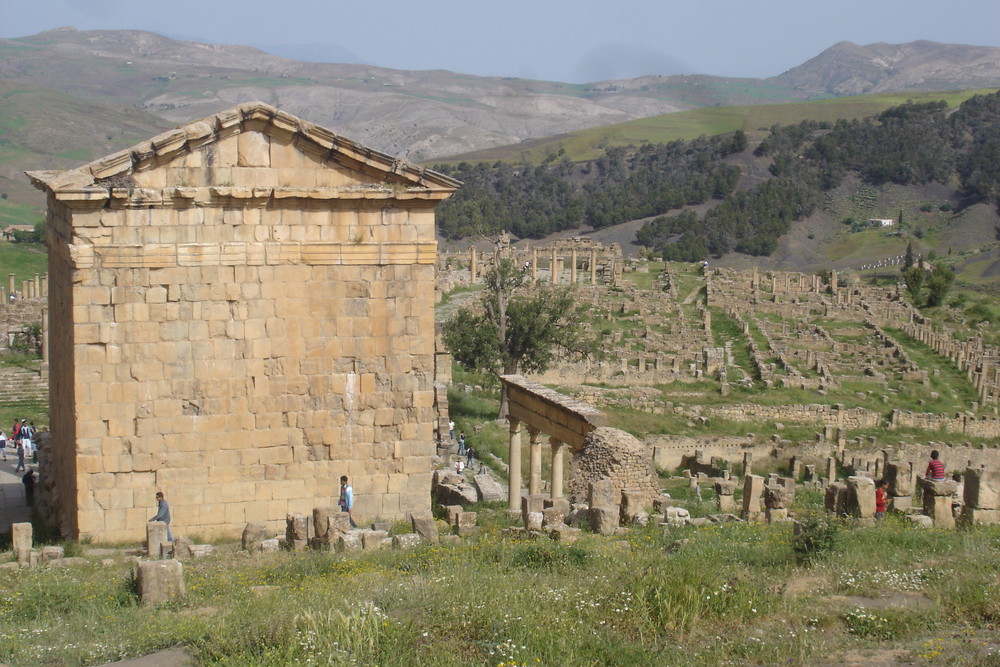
[27,102,459,540]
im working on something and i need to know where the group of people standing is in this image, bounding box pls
[0,419,39,506]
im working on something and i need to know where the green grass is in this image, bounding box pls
[7,496,1000,665]
[0,240,47,286]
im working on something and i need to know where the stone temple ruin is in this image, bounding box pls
[27,102,459,540]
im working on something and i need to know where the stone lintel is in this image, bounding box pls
[501,374,606,450]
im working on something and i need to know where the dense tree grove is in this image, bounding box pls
[435,91,1000,261]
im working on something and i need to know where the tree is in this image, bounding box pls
[924,263,955,307]
[903,241,914,271]
[902,264,925,305]
[442,257,593,418]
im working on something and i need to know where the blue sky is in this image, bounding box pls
[3,0,1000,82]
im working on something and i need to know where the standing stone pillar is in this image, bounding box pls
[21,280,28,300]
[765,486,792,522]
[570,248,578,285]
[551,248,558,284]
[884,460,912,511]
[714,480,736,512]
[40,274,47,298]
[961,467,1000,525]
[590,248,597,285]
[742,452,753,477]
[922,478,958,528]
[0,287,5,305]
[550,437,565,500]
[470,247,478,283]
[507,417,522,511]
[826,456,837,482]
[846,476,876,520]
[147,521,169,557]
[33,273,40,297]
[7,273,14,296]
[741,475,764,522]
[531,247,538,285]
[528,427,543,497]
[12,522,32,565]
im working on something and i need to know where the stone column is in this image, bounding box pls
[742,451,753,477]
[551,248,558,284]
[7,273,14,296]
[826,456,837,482]
[570,248,578,285]
[21,280,28,300]
[40,274,47,298]
[921,478,958,528]
[884,460,912,511]
[741,475,764,522]
[528,427,543,497]
[590,248,597,285]
[507,417,522,511]
[470,247,478,283]
[33,273,40,297]
[714,480,736,512]
[531,247,538,285]
[550,437,565,500]
[0,287,5,305]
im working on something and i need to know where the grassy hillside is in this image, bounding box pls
[436,88,996,166]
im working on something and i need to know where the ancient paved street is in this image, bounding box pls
[0,453,32,528]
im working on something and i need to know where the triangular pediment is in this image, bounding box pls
[27,102,460,199]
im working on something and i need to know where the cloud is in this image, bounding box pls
[574,43,696,82]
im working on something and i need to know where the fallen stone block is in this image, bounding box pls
[392,533,421,550]
[589,506,619,535]
[242,522,266,551]
[135,559,185,605]
[410,512,439,544]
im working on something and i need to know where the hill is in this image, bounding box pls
[774,40,1000,96]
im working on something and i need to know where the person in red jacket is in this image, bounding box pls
[875,479,889,520]
[925,450,946,481]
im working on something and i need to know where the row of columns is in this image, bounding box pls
[506,417,568,511]
[2,273,47,303]
[467,248,604,286]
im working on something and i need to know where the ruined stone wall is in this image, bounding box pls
[0,299,44,351]
[565,426,658,505]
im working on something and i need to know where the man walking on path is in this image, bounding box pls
[339,476,358,527]
[15,440,25,472]
[150,491,173,541]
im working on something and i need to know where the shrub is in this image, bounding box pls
[792,515,840,564]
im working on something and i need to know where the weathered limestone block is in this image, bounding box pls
[12,523,32,565]
[846,476,876,518]
[544,497,571,516]
[714,480,737,513]
[135,560,185,605]
[549,524,582,543]
[741,475,764,522]
[663,507,691,526]
[652,494,672,512]
[260,538,280,553]
[525,511,544,532]
[40,546,64,563]
[286,513,309,542]
[522,494,545,517]
[444,505,463,526]
[455,511,478,536]
[884,461,912,497]
[922,479,958,528]
[621,490,647,523]
[362,530,389,551]
[312,507,338,540]
[961,507,999,526]
[474,474,507,503]
[589,506,619,535]
[541,506,565,528]
[392,533,421,550]
[589,480,618,509]
[172,537,193,560]
[410,512,439,544]
[242,522,266,552]
[964,467,1000,510]
[328,512,352,536]
[765,486,792,510]
[147,521,168,557]
[336,533,362,552]
[907,514,933,528]
[825,482,848,515]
